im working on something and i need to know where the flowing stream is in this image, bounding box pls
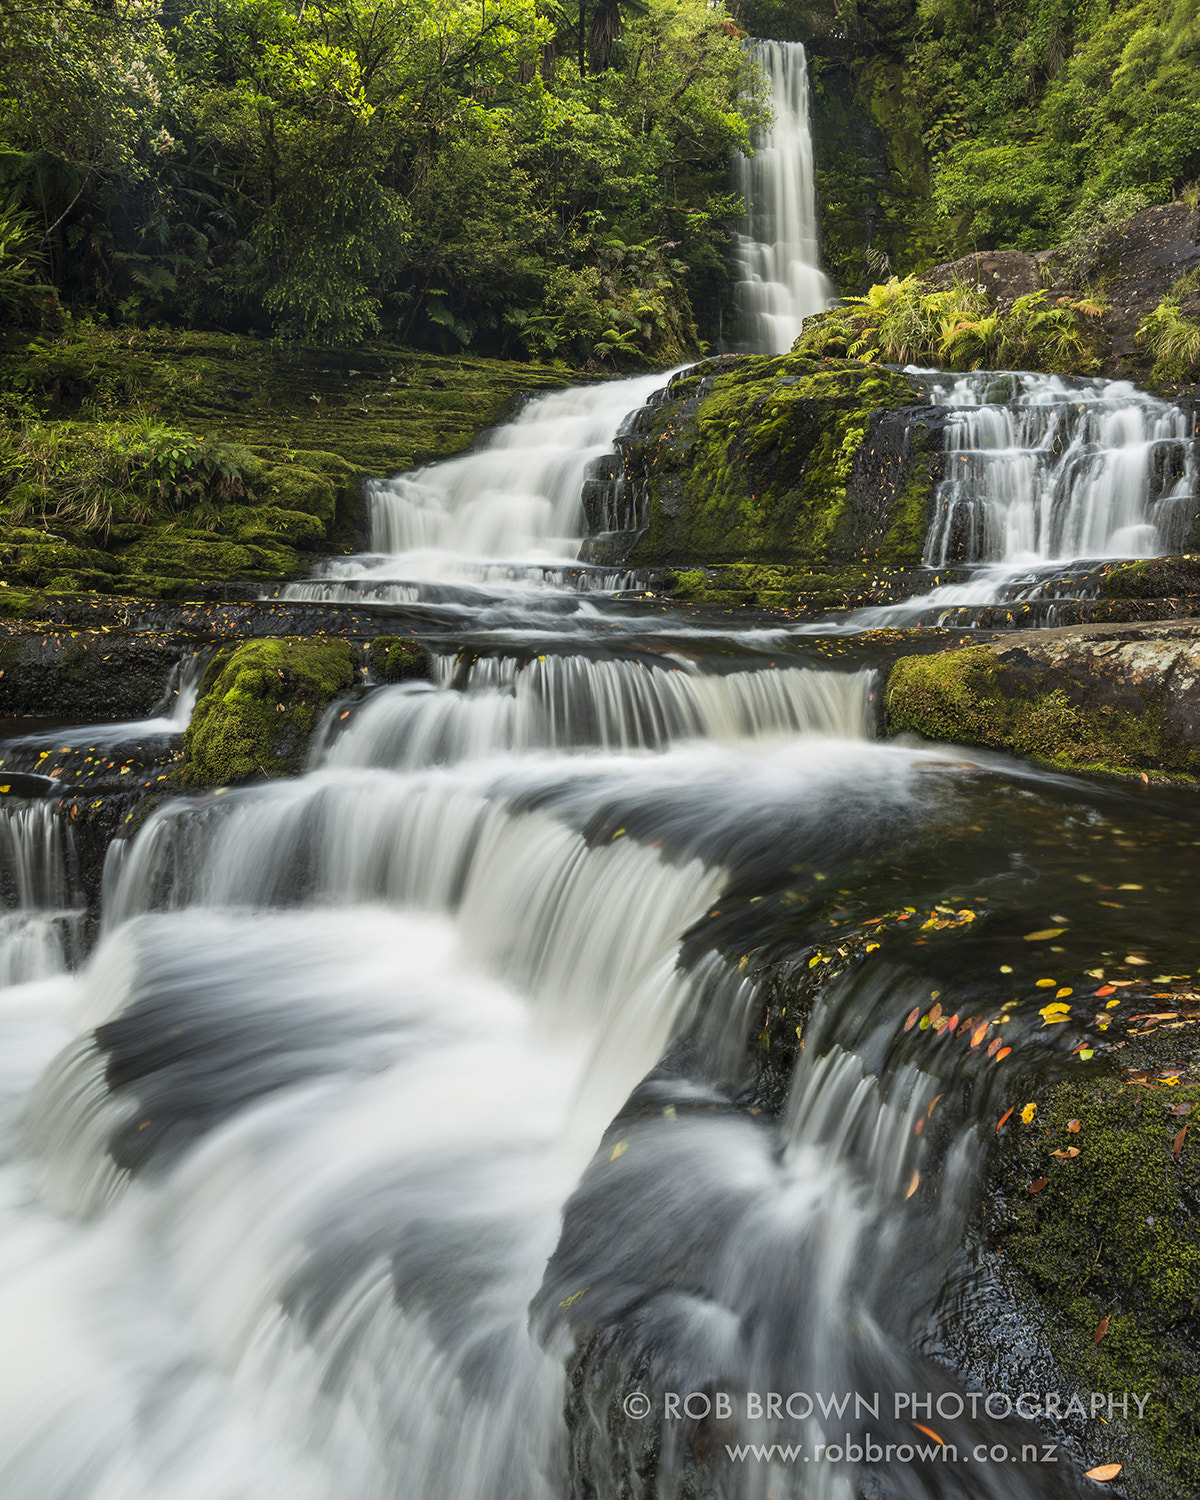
[0,364,1196,1500]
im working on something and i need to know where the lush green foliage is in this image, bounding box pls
[796,275,1106,371]
[744,0,1200,275]
[0,416,253,535]
[0,0,762,355]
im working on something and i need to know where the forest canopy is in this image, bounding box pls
[0,0,766,357]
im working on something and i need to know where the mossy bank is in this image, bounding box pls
[0,329,581,598]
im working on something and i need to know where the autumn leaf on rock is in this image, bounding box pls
[1084,1463,1122,1481]
[1067,1119,1081,1132]
[997,1106,1015,1131]
[1173,1125,1188,1160]
[1051,1147,1081,1159]
[1093,1315,1110,1344]
[1028,1177,1049,1193]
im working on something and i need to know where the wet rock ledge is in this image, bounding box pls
[886,619,1200,780]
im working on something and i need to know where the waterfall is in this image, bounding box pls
[318,654,873,769]
[0,803,83,984]
[925,372,1197,567]
[732,39,832,355]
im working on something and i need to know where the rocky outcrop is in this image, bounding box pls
[181,637,361,786]
[922,204,1200,384]
[582,354,941,572]
[885,621,1200,779]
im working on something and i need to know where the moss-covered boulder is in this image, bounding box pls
[983,1048,1200,1497]
[182,637,358,785]
[614,354,938,570]
[368,635,430,683]
[1100,555,1200,600]
[885,623,1200,778]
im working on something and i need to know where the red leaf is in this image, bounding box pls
[1093,1315,1110,1344]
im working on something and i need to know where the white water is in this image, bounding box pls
[841,371,1200,628]
[732,39,832,355]
[925,372,1196,568]
[319,654,872,769]
[287,372,671,603]
[0,804,82,985]
[0,345,1167,1497]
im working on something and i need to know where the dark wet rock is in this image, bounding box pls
[0,631,181,721]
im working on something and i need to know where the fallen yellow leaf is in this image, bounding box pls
[1021,1102,1037,1123]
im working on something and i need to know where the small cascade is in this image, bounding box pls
[320,654,873,769]
[0,803,83,984]
[924,372,1196,567]
[349,372,670,578]
[731,39,832,355]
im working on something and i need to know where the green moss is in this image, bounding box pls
[0,330,586,594]
[627,355,928,569]
[368,635,431,683]
[885,646,1182,776]
[182,637,358,786]
[994,1076,1200,1491]
[1100,556,1200,599]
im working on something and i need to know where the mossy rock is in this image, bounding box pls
[1100,556,1200,600]
[989,1069,1200,1495]
[884,628,1200,778]
[232,506,327,547]
[182,637,358,786]
[256,464,337,524]
[621,355,938,570]
[368,635,431,683]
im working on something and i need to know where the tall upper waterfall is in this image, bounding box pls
[732,39,832,355]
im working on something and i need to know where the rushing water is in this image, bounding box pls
[731,40,832,355]
[0,351,1197,1500]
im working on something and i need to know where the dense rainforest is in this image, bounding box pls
[0,0,766,360]
[2,0,1199,355]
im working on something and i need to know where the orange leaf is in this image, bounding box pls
[971,1021,989,1048]
[997,1106,1015,1131]
[906,1171,920,1199]
[1093,1315,1110,1344]
[1096,985,1116,998]
[1051,1147,1081,1159]
[929,1002,943,1025]
[1084,1463,1122,1482]
[1067,1119,1081,1133]
[1174,1125,1188,1160]
[1029,1177,1049,1193]
[996,1046,1012,1061]
[912,1422,945,1445]
[904,1007,920,1032]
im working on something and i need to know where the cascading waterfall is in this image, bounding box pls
[731,40,832,355]
[319,653,873,769]
[0,340,1192,1496]
[925,372,1197,567]
[0,803,83,984]
[285,371,672,605]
